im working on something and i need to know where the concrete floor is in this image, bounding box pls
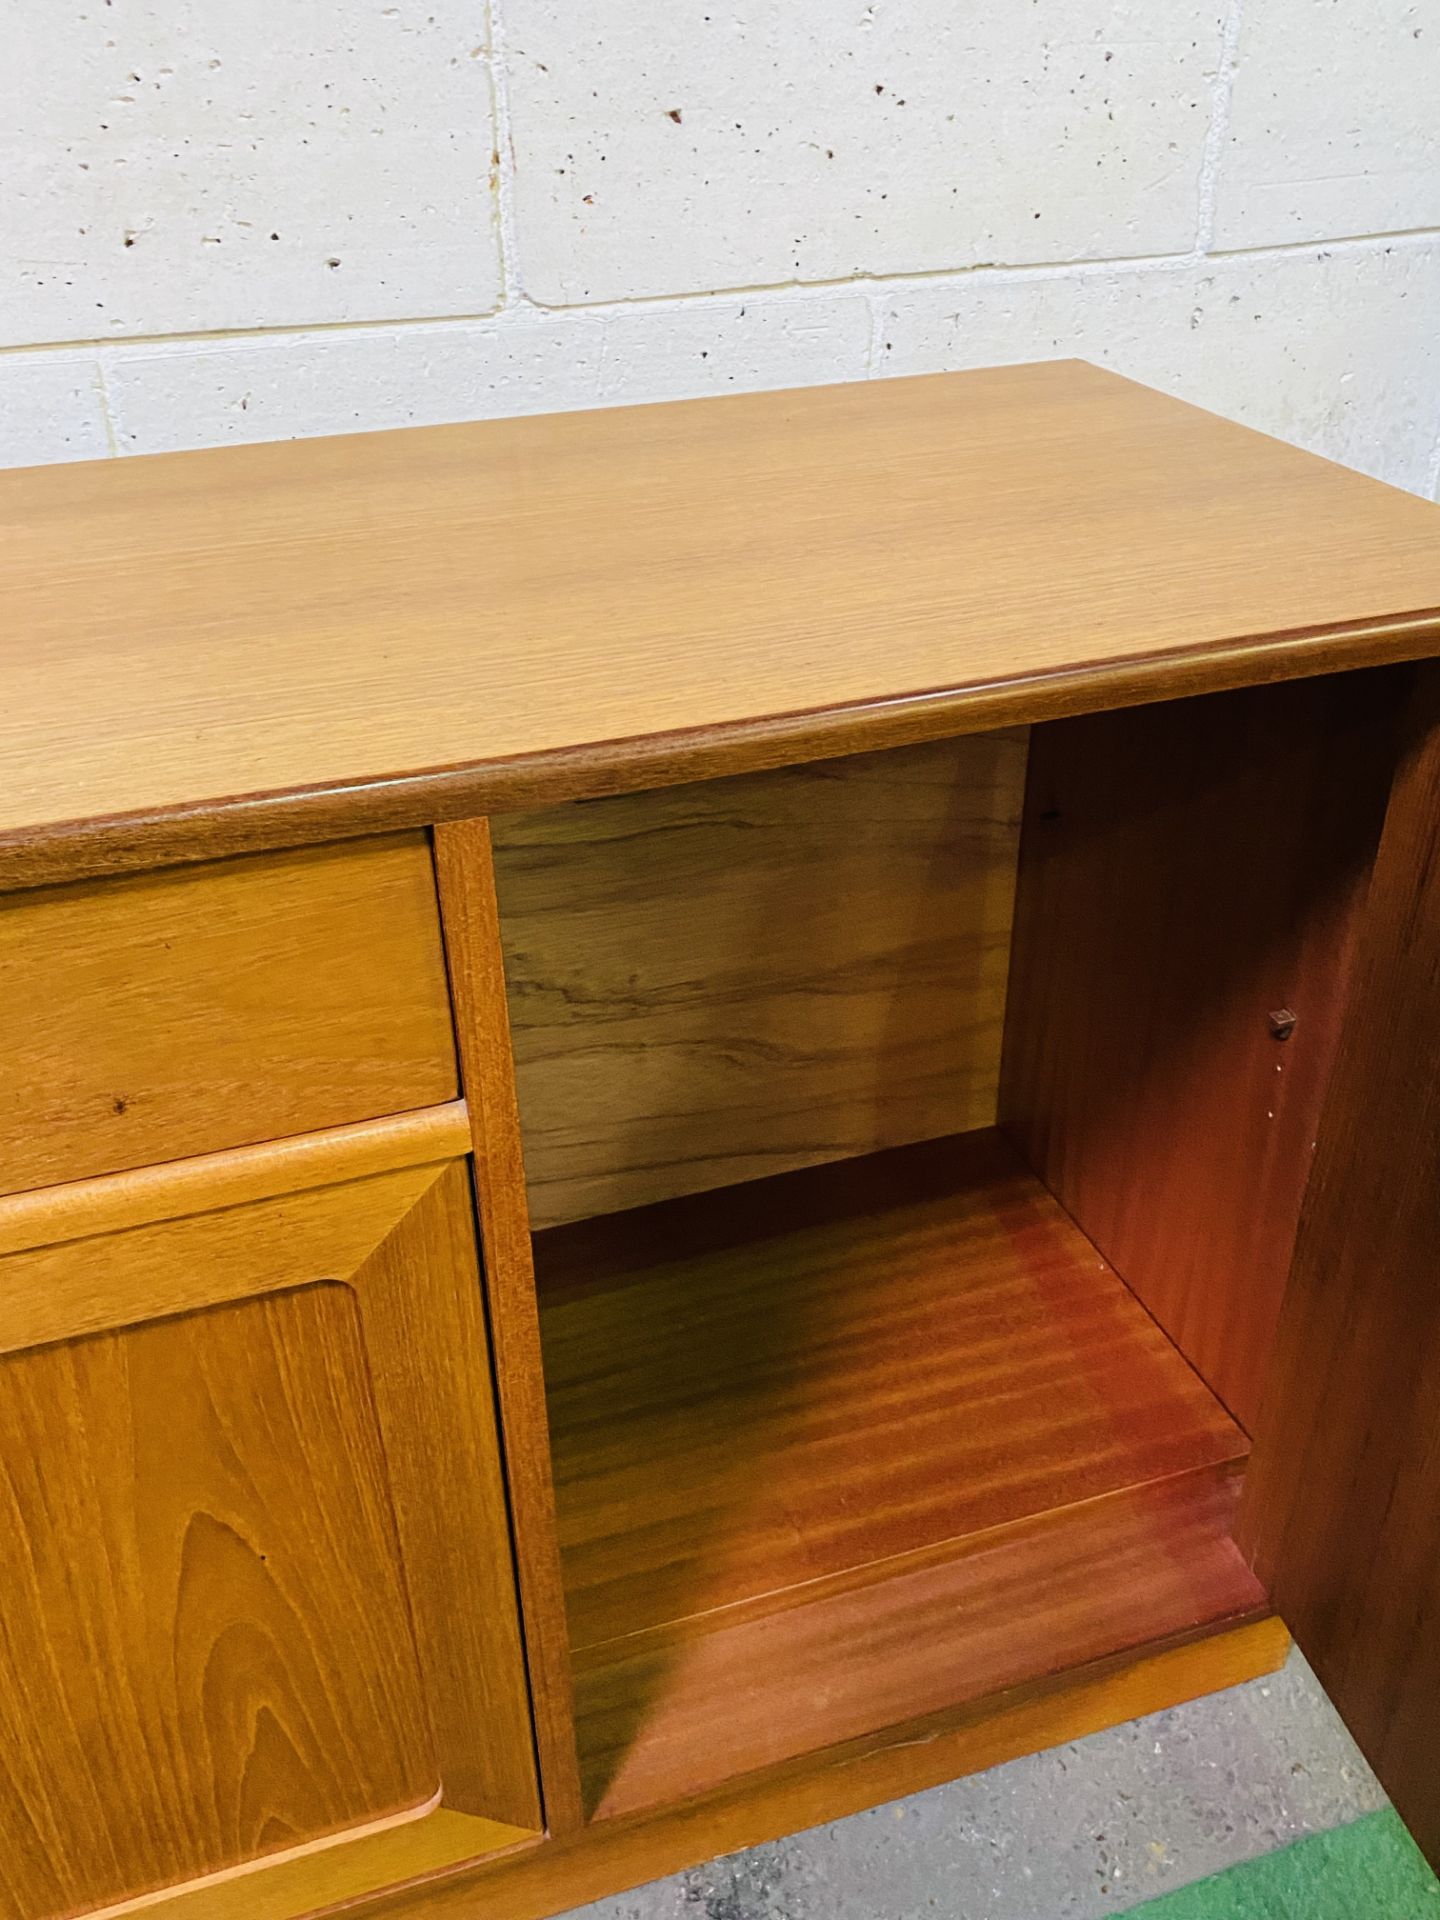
[560,1650,1386,1920]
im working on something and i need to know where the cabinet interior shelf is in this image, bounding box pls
[535,1129,1264,1820]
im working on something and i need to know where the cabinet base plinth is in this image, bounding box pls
[356,1615,1289,1920]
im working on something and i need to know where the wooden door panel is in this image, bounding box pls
[0,1286,434,1920]
[0,1120,540,1920]
[1241,676,1440,1867]
[354,1161,541,1822]
[0,1165,437,1354]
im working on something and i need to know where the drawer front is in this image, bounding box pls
[0,833,458,1194]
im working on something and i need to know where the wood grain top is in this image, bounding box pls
[5,360,1440,874]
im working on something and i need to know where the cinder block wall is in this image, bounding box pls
[4,1,1437,492]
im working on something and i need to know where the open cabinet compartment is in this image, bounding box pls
[489,666,1408,1823]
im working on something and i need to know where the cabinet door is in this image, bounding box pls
[1241,682,1440,1868]
[0,1119,540,1920]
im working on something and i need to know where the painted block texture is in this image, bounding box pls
[0,0,501,345]
[101,293,871,452]
[505,0,1222,302]
[0,352,110,465]
[1215,0,1440,249]
[1,0,1437,499]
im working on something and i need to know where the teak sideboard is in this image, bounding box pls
[4,360,1440,1920]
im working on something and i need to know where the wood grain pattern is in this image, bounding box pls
[0,1144,539,1917]
[97,1808,535,1920]
[538,1130,1246,1657]
[5,619,1436,901]
[0,1164,440,1358]
[575,1471,1264,1819]
[434,819,585,1836]
[1240,670,1440,1869]
[0,1101,471,1257]
[1000,672,1403,1430]
[347,1161,541,1834]
[356,1618,1291,1920]
[5,363,1440,882]
[0,1283,435,1920]
[0,833,457,1195]
[493,735,1026,1226]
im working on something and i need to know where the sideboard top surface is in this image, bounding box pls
[4,358,1440,879]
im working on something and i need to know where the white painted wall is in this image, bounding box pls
[3,0,1438,496]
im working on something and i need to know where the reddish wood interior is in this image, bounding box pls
[1001,671,1404,1429]
[535,1132,1257,1816]
[517,668,1411,1822]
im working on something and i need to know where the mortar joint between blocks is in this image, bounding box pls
[92,358,120,458]
[486,0,525,310]
[1424,413,1440,503]
[1195,0,1245,257]
[864,293,887,378]
[7,228,1440,365]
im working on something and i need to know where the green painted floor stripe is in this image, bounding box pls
[1114,1810,1440,1918]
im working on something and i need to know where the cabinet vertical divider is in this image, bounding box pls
[432,816,587,1837]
